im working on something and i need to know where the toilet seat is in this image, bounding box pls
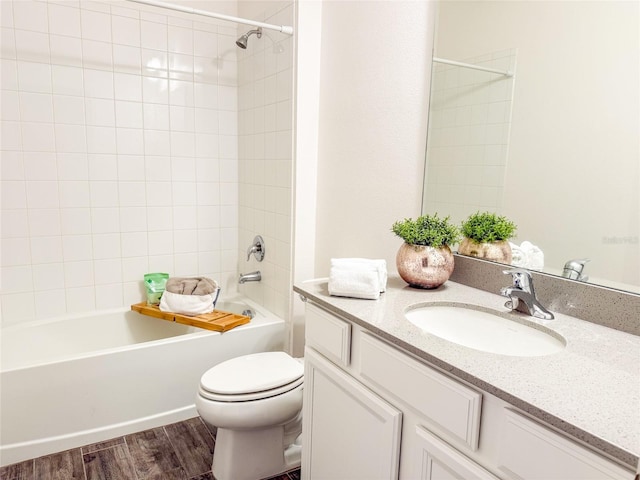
[200,352,303,402]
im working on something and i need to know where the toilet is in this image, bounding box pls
[195,351,304,480]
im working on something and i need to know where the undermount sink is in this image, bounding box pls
[405,304,565,357]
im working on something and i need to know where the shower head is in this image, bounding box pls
[236,27,262,49]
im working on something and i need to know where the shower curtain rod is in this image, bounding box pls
[433,57,513,77]
[126,0,294,35]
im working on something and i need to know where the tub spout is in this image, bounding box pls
[239,271,261,284]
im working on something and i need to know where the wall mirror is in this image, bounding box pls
[423,0,639,293]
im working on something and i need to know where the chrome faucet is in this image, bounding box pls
[500,268,554,320]
[239,271,261,284]
[562,258,589,282]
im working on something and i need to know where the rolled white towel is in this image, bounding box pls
[521,241,544,271]
[330,258,387,292]
[509,242,527,267]
[159,290,216,316]
[328,266,381,300]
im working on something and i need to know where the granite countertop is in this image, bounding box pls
[293,276,640,469]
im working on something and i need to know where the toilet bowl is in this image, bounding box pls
[196,351,304,480]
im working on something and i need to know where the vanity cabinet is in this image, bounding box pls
[301,302,635,480]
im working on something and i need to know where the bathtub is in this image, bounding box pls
[0,297,285,467]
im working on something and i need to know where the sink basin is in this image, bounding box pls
[405,305,565,356]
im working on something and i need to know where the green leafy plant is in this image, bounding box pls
[460,211,517,243]
[392,214,461,248]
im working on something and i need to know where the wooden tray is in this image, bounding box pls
[131,302,251,332]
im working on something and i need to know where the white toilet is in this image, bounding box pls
[195,351,304,480]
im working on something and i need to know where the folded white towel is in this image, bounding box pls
[159,290,216,316]
[328,266,381,300]
[509,241,544,271]
[330,258,387,292]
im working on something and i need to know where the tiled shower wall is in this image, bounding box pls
[424,49,516,224]
[0,0,244,325]
[236,1,294,320]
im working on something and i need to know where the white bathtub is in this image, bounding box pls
[0,297,285,466]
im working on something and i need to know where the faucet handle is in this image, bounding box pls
[246,235,265,262]
[503,268,533,291]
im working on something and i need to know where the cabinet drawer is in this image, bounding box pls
[498,409,632,480]
[359,333,482,450]
[305,303,351,366]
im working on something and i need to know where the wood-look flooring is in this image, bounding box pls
[0,417,301,480]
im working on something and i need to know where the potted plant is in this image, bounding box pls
[459,211,517,264]
[391,214,460,289]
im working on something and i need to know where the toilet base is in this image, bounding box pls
[212,426,302,480]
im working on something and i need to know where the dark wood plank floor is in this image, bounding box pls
[0,417,301,480]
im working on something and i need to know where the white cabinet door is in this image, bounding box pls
[302,347,402,480]
[412,426,499,480]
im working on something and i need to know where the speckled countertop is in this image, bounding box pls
[293,276,640,468]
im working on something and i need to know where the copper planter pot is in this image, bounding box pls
[458,238,512,264]
[396,243,454,289]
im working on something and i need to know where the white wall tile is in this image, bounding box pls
[115,101,143,128]
[17,61,52,93]
[35,289,68,318]
[121,232,148,258]
[170,156,196,181]
[15,30,50,63]
[50,35,83,67]
[13,0,48,33]
[168,25,192,54]
[122,257,147,285]
[48,3,81,37]
[1,121,22,151]
[148,230,173,255]
[173,205,197,230]
[170,131,194,156]
[1,152,24,180]
[21,122,55,152]
[1,27,16,60]
[116,128,144,154]
[195,108,218,134]
[86,126,117,154]
[81,9,111,43]
[32,263,65,291]
[143,104,169,130]
[62,235,93,261]
[23,152,57,180]
[194,83,217,109]
[91,207,120,233]
[0,1,14,29]
[1,265,34,293]
[142,77,168,104]
[65,286,95,313]
[141,20,167,51]
[1,59,18,89]
[119,205,146,233]
[169,79,194,106]
[112,15,140,47]
[93,233,121,259]
[52,65,84,96]
[114,72,142,101]
[194,30,217,58]
[82,39,113,70]
[119,181,146,206]
[57,153,88,180]
[60,208,91,235]
[1,292,35,323]
[59,181,90,208]
[95,283,123,308]
[1,237,30,266]
[55,124,87,153]
[94,258,122,284]
[145,155,171,181]
[30,235,63,264]
[117,155,145,180]
[1,210,29,238]
[113,44,141,74]
[142,49,168,78]
[84,69,114,99]
[28,208,60,237]
[85,97,115,126]
[53,95,86,125]
[171,181,196,206]
[90,181,119,207]
[143,130,170,155]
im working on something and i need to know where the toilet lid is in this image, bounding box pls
[200,351,303,396]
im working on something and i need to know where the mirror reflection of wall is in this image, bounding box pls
[423,0,639,293]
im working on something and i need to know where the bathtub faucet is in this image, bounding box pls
[239,271,261,284]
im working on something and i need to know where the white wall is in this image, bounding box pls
[313,0,437,276]
[0,0,242,324]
